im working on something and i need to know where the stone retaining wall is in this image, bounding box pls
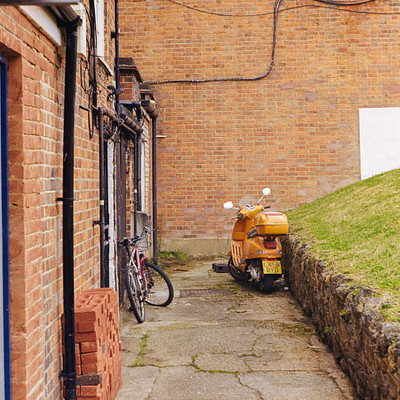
[281,235,400,400]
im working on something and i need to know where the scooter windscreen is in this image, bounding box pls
[238,195,257,207]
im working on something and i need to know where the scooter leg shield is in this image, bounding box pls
[228,257,246,282]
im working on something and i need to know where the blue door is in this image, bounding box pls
[0,57,11,399]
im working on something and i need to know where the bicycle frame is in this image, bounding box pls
[126,243,154,293]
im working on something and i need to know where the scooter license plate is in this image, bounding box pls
[262,260,282,274]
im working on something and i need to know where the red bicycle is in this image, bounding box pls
[119,227,174,323]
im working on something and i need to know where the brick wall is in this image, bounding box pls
[1,4,116,399]
[4,7,65,399]
[119,0,400,246]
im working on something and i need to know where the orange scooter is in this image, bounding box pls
[224,188,288,292]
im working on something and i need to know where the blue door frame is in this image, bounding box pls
[0,57,11,400]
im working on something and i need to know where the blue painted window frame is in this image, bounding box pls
[0,57,11,400]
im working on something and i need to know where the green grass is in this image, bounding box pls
[286,168,400,321]
[154,250,191,266]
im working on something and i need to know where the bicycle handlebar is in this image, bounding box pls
[119,225,151,247]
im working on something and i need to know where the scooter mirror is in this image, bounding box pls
[223,201,234,210]
[262,187,271,196]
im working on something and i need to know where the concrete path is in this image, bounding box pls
[116,260,357,400]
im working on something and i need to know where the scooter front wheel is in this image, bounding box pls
[228,257,246,282]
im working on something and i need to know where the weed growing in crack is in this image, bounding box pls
[128,333,149,367]
[190,355,238,375]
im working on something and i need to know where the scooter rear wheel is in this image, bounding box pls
[228,257,246,282]
[258,275,275,293]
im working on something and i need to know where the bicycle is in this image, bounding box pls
[119,226,174,323]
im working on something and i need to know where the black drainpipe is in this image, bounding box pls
[113,0,126,305]
[114,0,120,113]
[134,108,143,237]
[141,99,159,263]
[98,107,108,287]
[59,21,79,400]
[151,115,158,263]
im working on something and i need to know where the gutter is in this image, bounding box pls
[103,106,143,135]
[48,4,79,23]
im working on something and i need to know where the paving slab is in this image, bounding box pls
[116,260,357,400]
[150,366,259,400]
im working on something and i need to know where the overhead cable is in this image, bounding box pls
[145,0,395,85]
[314,0,374,5]
[163,0,394,18]
[147,0,283,84]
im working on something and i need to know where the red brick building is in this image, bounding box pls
[0,1,154,399]
[119,0,400,255]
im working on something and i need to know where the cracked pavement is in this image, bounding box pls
[116,260,357,400]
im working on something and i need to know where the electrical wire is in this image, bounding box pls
[83,1,126,142]
[147,0,283,85]
[165,0,278,16]
[314,0,373,5]
[78,0,99,138]
[279,3,400,15]
[164,0,377,17]
[145,0,397,85]
[87,0,99,139]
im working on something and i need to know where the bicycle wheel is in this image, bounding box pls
[125,260,145,323]
[143,261,174,307]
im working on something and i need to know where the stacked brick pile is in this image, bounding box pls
[65,288,122,400]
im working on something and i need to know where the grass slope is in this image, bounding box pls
[286,168,400,321]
